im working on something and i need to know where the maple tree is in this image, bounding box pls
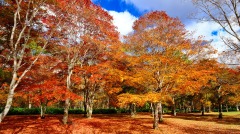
[123,11,198,129]
[16,56,81,118]
[210,67,240,118]
[43,0,119,123]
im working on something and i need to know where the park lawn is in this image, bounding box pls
[0,112,239,134]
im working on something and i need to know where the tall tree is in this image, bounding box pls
[124,11,193,129]
[0,0,59,122]
[47,0,119,124]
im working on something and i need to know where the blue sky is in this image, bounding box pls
[93,0,143,17]
[92,0,229,53]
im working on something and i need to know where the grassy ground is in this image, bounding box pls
[0,112,239,134]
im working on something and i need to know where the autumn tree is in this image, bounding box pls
[0,0,61,122]
[124,11,196,129]
[209,67,240,118]
[45,0,119,124]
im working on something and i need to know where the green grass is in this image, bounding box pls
[210,111,240,117]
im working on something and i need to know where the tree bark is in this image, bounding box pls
[172,98,176,116]
[150,103,154,117]
[130,103,136,117]
[236,104,239,111]
[83,89,88,117]
[40,103,47,119]
[62,98,70,124]
[201,103,205,116]
[62,65,73,124]
[153,102,160,129]
[28,93,32,109]
[208,105,211,113]
[86,103,93,119]
[225,104,228,112]
[86,96,94,118]
[0,82,15,122]
[218,100,223,119]
[191,100,194,112]
[158,102,163,122]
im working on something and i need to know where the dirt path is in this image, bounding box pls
[0,113,239,134]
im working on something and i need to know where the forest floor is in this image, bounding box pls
[0,112,240,134]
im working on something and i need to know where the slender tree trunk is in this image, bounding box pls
[201,103,205,116]
[218,101,223,119]
[83,90,88,117]
[150,103,154,117]
[130,103,136,117]
[172,98,176,116]
[62,98,70,124]
[191,100,194,112]
[83,101,87,117]
[28,93,32,109]
[62,65,73,124]
[153,102,160,130]
[0,88,15,122]
[173,105,176,116]
[86,94,94,118]
[208,105,211,113]
[0,72,17,123]
[226,104,228,112]
[236,104,239,111]
[40,103,47,119]
[179,103,182,112]
[86,102,93,118]
[158,102,163,122]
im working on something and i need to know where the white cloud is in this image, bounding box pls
[186,21,231,54]
[108,10,137,36]
[123,0,195,24]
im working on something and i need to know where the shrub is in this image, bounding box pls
[46,108,64,114]
[93,109,117,114]
[69,109,84,114]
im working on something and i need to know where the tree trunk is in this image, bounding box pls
[86,103,93,118]
[201,103,205,116]
[83,89,88,117]
[158,102,163,122]
[62,98,70,124]
[0,72,17,123]
[236,104,239,111]
[28,93,32,109]
[153,102,160,130]
[86,95,94,118]
[208,105,211,113]
[172,98,176,116]
[225,104,228,112]
[84,101,87,117]
[179,103,181,112]
[150,103,154,117]
[0,87,15,122]
[40,103,47,119]
[218,101,223,119]
[173,105,176,116]
[62,65,73,124]
[130,103,136,117]
[191,100,194,112]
